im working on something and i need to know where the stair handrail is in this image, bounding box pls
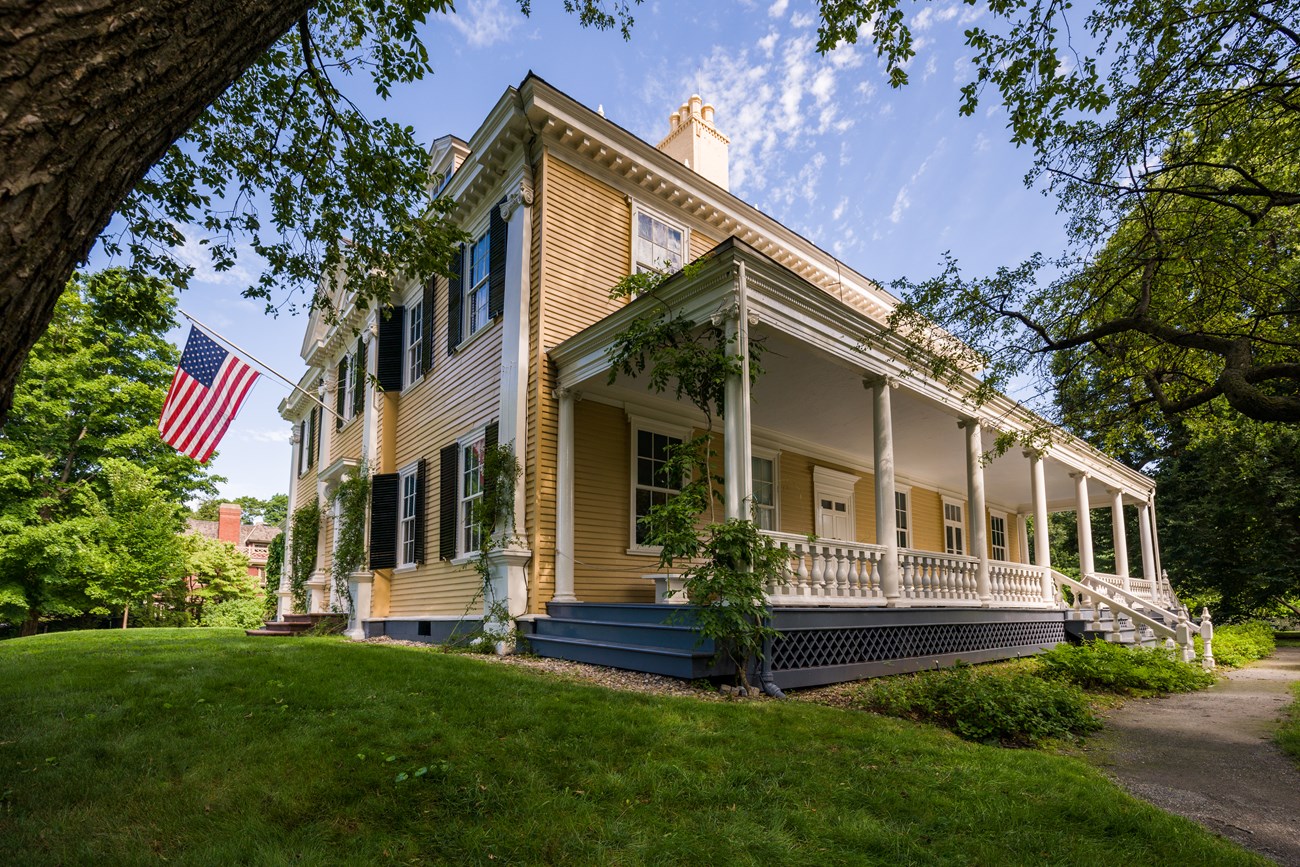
[1078,571,1185,626]
[1051,569,1196,663]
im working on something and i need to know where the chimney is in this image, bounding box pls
[656,94,730,190]
[217,503,242,545]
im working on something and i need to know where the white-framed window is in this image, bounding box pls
[895,486,912,549]
[751,453,778,531]
[990,510,1008,561]
[467,233,490,336]
[398,462,420,567]
[631,425,684,549]
[943,497,966,556]
[405,299,424,386]
[632,204,687,274]
[813,466,857,542]
[460,431,486,556]
[297,419,309,475]
[342,351,358,420]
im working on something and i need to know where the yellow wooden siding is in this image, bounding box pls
[293,466,317,511]
[527,167,555,614]
[909,487,945,553]
[332,414,363,463]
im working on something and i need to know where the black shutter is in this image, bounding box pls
[485,420,498,455]
[488,197,507,320]
[421,275,435,377]
[413,458,428,564]
[439,443,459,561]
[369,472,399,570]
[448,244,464,354]
[312,405,320,465]
[335,357,347,429]
[352,337,365,419]
[377,306,405,392]
[307,407,317,468]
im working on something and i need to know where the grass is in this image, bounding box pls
[0,630,1268,866]
[1279,682,1300,767]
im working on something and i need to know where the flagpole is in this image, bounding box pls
[177,308,345,422]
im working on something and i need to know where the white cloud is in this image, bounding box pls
[973,132,991,153]
[913,7,935,30]
[443,0,519,49]
[757,30,779,58]
[832,196,849,220]
[790,11,814,28]
[889,187,911,224]
[240,427,292,444]
[923,55,938,81]
[958,6,985,24]
[768,0,789,16]
[888,140,946,224]
[173,225,261,288]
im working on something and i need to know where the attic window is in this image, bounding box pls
[632,205,686,274]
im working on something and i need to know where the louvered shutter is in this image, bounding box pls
[369,473,399,569]
[413,458,428,564]
[377,306,405,392]
[485,420,498,455]
[447,244,464,354]
[488,198,507,320]
[307,407,317,468]
[421,275,435,377]
[439,443,459,561]
[352,337,365,418]
[335,357,347,429]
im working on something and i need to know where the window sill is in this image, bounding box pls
[625,547,663,558]
[450,553,482,567]
[393,564,419,574]
[452,316,499,356]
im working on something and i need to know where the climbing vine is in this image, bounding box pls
[606,264,785,692]
[263,531,284,619]
[287,499,321,613]
[330,466,370,613]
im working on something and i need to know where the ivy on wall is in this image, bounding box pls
[287,499,321,613]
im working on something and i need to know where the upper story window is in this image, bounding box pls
[632,425,684,548]
[990,511,1008,561]
[467,233,490,336]
[895,488,911,549]
[405,299,424,386]
[751,454,777,531]
[297,418,309,476]
[633,207,687,274]
[943,498,966,556]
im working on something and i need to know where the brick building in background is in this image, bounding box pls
[186,503,282,586]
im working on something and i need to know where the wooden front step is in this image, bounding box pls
[245,612,346,638]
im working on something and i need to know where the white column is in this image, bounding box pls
[346,571,373,640]
[961,418,991,605]
[552,387,577,603]
[1027,450,1053,603]
[360,315,379,471]
[1138,503,1156,580]
[1110,488,1130,582]
[720,262,753,521]
[496,181,534,541]
[279,425,302,619]
[1072,472,1095,577]
[1149,496,1164,581]
[870,375,901,605]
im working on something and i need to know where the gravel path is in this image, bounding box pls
[1085,646,1300,866]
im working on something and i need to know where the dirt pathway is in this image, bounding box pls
[1085,646,1300,865]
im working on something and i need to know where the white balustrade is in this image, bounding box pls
[988,561,1048,605]
[762,532,885,606]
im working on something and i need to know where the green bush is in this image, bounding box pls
[1278,683,1300,766]
[1037,640,1215,694]
[200,597,266,629]
[1197,620,1275,668]
[850,663,1100,746]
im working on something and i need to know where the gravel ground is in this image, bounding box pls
[1084,646,1300,866]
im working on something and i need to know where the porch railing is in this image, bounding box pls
[1090,570,1180,611]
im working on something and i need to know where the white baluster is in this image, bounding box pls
[835,547,851,597]
[795,541,810,597]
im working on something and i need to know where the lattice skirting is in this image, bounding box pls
[770,619,1066,672]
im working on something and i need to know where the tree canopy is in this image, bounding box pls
[192,493,289,526]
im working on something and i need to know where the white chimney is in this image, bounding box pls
[656,94,730,190]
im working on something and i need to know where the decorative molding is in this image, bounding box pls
[499,181,534,220]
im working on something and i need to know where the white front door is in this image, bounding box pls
[813,466,858,542]
[818,496,853,540]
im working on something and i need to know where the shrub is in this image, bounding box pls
[200,597,266,629]
[1197,620,1275,668]
[1037,640,1215,694]
[1278,683,1300,766]
[850,663,1100,746]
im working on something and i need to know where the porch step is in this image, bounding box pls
[245,612,346,638]
[532,616,708,652]
[545,601,694,626]
[525,633,727,680]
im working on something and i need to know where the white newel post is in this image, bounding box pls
[1110,488,1130,590]
[961,419,991,605]
[1027,450,1053,605]
[278,425,302,619]
[484,181,535,641]
[870,375,902,605]
[1138,503,1157,582]
[346,571,373,640]
[552,386,577,603]
[718,261,753,522]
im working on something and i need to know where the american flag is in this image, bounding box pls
[158,327,260,463]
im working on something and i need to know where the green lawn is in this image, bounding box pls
[0,630,1266,866]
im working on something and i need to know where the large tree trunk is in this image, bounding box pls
[0,1,313,425]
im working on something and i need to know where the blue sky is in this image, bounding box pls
[92,0,1069,504]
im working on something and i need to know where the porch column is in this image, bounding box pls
[1072,472,1095,577]
[1016,514,1030,564]
[720,261,753,521]
[278,425,302,618]
[552,387,577,603]
[961,418,991,605]
[869,374,901,605]
[1138,503,1156,580]
[496,182,533,541]
[1027,450,1053,602]
[1149,496,1165,582]
[1109,488,1130,589]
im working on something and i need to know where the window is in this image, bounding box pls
[297,419,308,475]
[467,234,490,336]
[895,488,911,548]
[405,299,423,386]
[460,434,485,555]
[398,464,419,567]
[634,209,686,274]
[990,511,1008,561]
[943,499,965,555]
[752,455,776,531]
[633,427,683,547]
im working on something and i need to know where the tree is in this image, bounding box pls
[183,534,257,623]
[0,1,638,426]
[820,0,1300,427]
[0,270,216,633]
[191,493,288,525]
